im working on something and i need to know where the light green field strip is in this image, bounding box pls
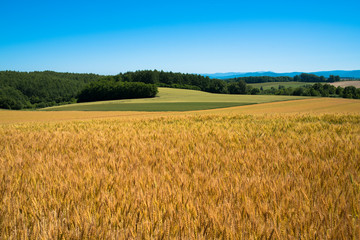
[42,87,309,111]
[248,81,315,90]
[1,98,359,124]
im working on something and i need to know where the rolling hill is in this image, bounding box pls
[42,87,308,111]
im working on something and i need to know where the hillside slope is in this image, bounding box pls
[42,87,308,111]
[1,98,359,124]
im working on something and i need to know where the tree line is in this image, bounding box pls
[228,73,341,83]
[0,70,357,110]
[77,80,157,103]
[0,71,100,109]
[1,70,220,109]
[248,83,360,99]
[107,70,228,93]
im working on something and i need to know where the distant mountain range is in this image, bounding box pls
[203,70,360,79]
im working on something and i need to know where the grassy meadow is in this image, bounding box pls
[1,97,360,239]
[42,87,308,111]
[248,81,315,90]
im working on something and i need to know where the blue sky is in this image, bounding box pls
[1,0,360,74]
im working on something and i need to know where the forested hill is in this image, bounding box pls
[0,70,355,110]
[0,71,101,109]
[226,73,340,83]
[0,70,224,109]
[109,70,226,93]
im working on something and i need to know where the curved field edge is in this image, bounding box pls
[41,102,254,112]
[40,87,309,111]
[203,97,360,114]
[0,98,359,124]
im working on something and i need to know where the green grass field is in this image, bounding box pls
[43,88,310,111]
[249,81,315,90]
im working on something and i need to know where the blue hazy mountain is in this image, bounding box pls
[203,70,360,79]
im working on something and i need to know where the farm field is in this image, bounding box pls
[2,0,360,238]
[1,110,360,239]
[42,87,308,111]
[1,98,359,124]
[330,80,360,88]
[208,98,360,115]
[1,95,360,239]
[248,81,315,90]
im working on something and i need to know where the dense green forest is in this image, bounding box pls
[77,81,157,103]
[0,71,100,109]
[0,70,357,110]
[0,70,226,109]
[109,70,227,93]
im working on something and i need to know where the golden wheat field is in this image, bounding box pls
[1,98,360,125]
[1,100,360,239]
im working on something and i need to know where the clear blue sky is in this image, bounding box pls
[1,0,359,74]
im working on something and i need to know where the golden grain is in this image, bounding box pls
[0,113,359,239]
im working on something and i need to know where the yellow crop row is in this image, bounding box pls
[0,113,360,239]
[1,98,359,125]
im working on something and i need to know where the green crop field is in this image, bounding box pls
[43,87,309,111]
[249,81,315,90]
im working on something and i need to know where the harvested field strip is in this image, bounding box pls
[330,81,360,88]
